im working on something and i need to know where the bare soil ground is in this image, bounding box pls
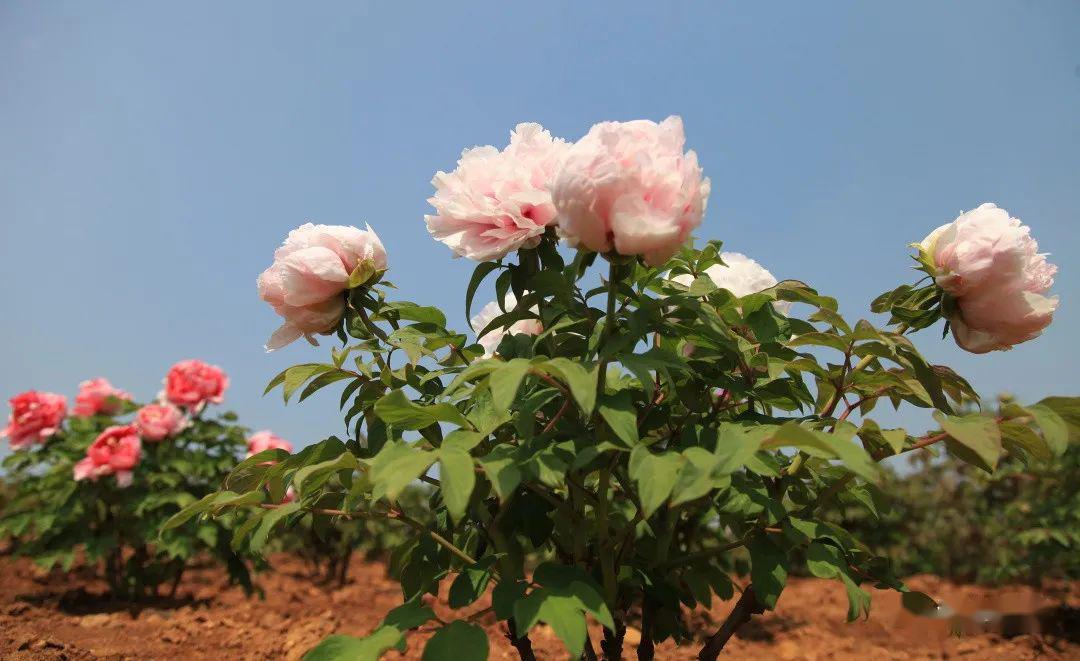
[1,554,1078,660]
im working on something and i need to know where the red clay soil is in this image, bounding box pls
[1,554,1078,660]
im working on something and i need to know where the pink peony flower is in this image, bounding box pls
[134,403,188,441]
[920,203,1058,353]
[246,430,294,458]
[470,294,543,357]
[425,123,569,261]
[3,391,67,450]
[73,425,142,487]
[73,378,132,417]
[258,223,387,351]
[671,252,790,314]
[553,116,710,266]
[165,359,229,411]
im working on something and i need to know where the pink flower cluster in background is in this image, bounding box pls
[2,360,284,490]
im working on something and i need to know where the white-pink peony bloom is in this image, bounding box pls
[258,223,387,350]
[671,252,790,314]
[920,203,1058,353]
[552,116,710,266]
[470,295,543,357]
[425,123,569,261]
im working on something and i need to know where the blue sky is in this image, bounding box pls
[2,1,1077,457]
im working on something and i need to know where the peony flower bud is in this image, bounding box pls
[73,424,142,487]
[165,359,229,411]
[425,123,569,261]
[73,377,132,417]
[2,391,67,450]
[553,116,710,266]
[470,294,543,357]
[258,223,387,350]
[920,203,1058,353]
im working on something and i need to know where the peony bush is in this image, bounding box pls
[168,116,1075,660]
[0,360,268,599]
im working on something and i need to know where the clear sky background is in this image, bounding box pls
[2,1,1077,459]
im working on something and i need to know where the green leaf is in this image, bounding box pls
[898,348,953,414]
[1028,404,1068,456]
[840,572,871,621]
[374,390,471,430]
[489,358,532,413]
[303,628,402,661]
[805,541,842,579]
[448,561,495,609]
[599,391,638,447]
[439,447,476,524]
[465,262,500,321]
[370,442,437,501]
[513,564,614,658]
[539,358,597,415]
[478,446,522,501]
[298,370,355,403]
[1000,421,1053,462]
[1037,396,1080,440]
[628,446,682,517]
[250,501,301,553]
[384,301,447,327]
[383,600,437,630]
[747,535,788,610]
[281,364,336,403]
[901,591,938,616]
[292,451,359,497]
[515,591,587,657]
[934,412,1002,473]
[422,621,489,661]
[670,447,722,506]
[764,423,879,483]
